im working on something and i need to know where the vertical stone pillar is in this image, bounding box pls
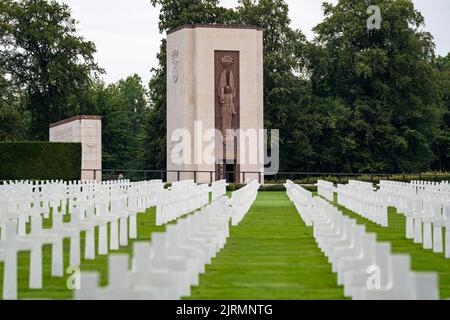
[49,115,102,181]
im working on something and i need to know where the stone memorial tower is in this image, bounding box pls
[166,25,264,184]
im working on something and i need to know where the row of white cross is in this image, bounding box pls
[155,180,210,226]
[75,197,229,300]
[229,181,260,226]
[0,179,165,300]
[211,180,227,202]
[320,179,450,257]
[410,180,450,193]
[286,180,440,300]
[379,180,450,257]
[317,180,335,202]
[335,182,389,227]
[286,181,315,227]
[74,181,260,300]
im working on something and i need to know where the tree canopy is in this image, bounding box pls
[0,0,101,139]
[305,0,443,173]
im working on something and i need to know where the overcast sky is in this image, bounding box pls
[58,0,450,84]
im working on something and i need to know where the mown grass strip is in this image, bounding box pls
[187,192,346,300]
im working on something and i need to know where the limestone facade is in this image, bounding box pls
[49,115,102,181]
[167,25,264,184]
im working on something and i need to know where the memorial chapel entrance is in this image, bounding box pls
[217,161,238,183]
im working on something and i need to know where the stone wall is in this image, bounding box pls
[49,115,102,181]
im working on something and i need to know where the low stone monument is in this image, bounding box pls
[49,115,102,181]
[166,25,265,184]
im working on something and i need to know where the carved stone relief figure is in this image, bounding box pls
[172,48,179,83]
[218,55,237,144]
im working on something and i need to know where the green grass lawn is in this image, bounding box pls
[187,192,346,300]
[330,194,450,300]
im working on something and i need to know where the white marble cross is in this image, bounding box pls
[75,255,157,300]
[0,221,34,300]
[128,242,179,300]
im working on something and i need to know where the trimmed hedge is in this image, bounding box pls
[227,183,245,192]
[225,183,317,192]
[265,172,450,186]
[259,184,286,192]
[0,142,82,181]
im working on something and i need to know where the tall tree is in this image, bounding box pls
[87,75,149,171]
[0,65,30,141]
[307,0,442,173]
[236,0,310,172]
[432,53,450,171]
[151,0,236,33]
[0,0,102,139]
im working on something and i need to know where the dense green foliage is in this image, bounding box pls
[0,0,102,140]
[432,53,450,171]
[268,172,450,186]
[226,183,288,192]
[80,75,150,170]
[1,0,449,174]
[0,142,81,180]
[306,0,443,173]
[0,65,29,140]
